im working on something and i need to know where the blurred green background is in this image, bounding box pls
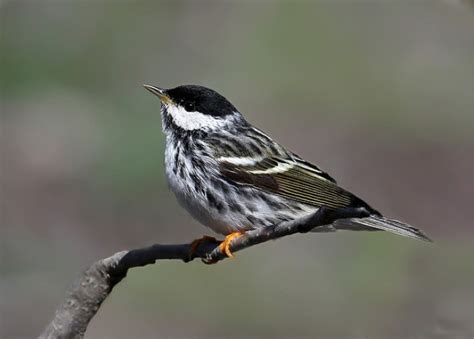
[1,1,474,338]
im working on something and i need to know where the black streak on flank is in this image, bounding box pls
[207,189,225,213]
[275,214,291,222]
[181,137,191,155]
[289,202,304,211]
[246,215,263,226]
[259,193,285,210]
[195,142,205,152]
[191,156,206,173]
[211,177,230,194]
[228,200,244,214]
[189,172,203,194]
[246,202,257,212]
[178,162,185,178]
[173,149,180,175]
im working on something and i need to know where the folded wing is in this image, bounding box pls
[218,155,378,213]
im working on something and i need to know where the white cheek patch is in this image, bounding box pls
[165,104,227,131]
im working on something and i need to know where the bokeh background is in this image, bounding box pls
[1,1,474,338]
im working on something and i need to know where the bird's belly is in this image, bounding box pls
[165,162,236,235]
[164,141,316,235]
[167,168,316,235]
[171,181,236,235]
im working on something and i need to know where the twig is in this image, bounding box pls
[39,207,368,339]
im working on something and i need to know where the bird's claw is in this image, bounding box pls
[189,235,218,261]
[218,231,244,258]
[189,232,244,264]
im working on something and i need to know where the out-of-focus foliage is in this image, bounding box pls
[1,1,473,338]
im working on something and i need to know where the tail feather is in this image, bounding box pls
[333,215,432,242]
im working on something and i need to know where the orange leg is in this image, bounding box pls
[189,231,245,264]
[218,231,244,258]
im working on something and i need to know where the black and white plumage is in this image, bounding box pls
[144,84,431,242]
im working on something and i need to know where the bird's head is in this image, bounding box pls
[144,84,244,134]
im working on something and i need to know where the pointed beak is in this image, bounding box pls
[143,84,172,105]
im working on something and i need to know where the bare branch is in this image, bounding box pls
[39,207,369,339]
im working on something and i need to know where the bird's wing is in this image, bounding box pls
[207,129,433,241]
[289,153,337,183]
[217,152,374,211]
[204,127,375,211]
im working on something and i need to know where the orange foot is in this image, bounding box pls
[189,235,218,260]
[218,231,244,258]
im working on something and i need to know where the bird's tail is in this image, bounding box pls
[332,215,432,242]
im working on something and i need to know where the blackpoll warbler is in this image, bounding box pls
[144,84,431,258]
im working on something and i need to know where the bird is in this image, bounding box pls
[143,84,431,260]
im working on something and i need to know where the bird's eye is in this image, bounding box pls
[184,102,194,111]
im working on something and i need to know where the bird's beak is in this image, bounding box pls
[143,84,173,105]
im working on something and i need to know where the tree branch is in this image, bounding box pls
[39,207,368,339]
